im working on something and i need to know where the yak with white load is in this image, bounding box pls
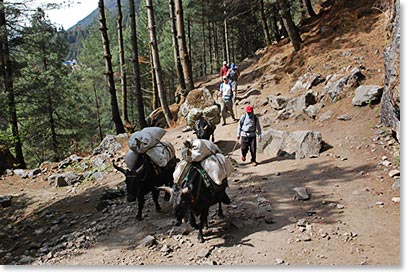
[114,127,177,221]
[160,139,232,242]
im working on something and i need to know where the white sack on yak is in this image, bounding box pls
[181,139,221,163]
[173,160,192,186]
[129,127,166,154]
[200,153,233,185]
[124,150,140,170]
[145,141,175,167]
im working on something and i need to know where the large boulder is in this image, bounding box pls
[92,134,128,156]
[267,95,288,110]
[276,91,317,119]
[48,172,83,187]
[381,0,400,141]
[290,72,325,93]
[179,87,216,118]
[322,69,365,102]
[259,129,322,159]
[352,85,384,106]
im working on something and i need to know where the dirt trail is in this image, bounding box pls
[0,1,400,266]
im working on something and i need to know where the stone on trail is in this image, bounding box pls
[388,169,400,178]
[0,195,12,208]
[391,197,400,203]
[259,129,322,159]
[293,187,310,200]
[138,235,157,248]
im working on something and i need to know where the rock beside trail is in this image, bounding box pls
[352,85,384,106]
[259,129,322,159]
[290,72,325,93]
[48,172,83,187]
[92,134,127,156]
[322,68,365,102]
[267,95,288,110]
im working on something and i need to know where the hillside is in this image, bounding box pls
[64,0,131,59]
[0,0,400,266]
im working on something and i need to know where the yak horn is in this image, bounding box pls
[112,162,126,174]
[158,186,174,195]
[181,187,189,194]
[135,164,144,174]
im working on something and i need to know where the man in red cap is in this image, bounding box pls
[237,105,262,166]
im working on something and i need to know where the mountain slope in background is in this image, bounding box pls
[64,0,134,59]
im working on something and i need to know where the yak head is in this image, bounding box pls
[159,185,191,224]
[113,162,145,202]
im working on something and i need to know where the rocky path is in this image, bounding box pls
[0,102,400,266]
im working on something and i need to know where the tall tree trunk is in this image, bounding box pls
[298,0,306,22]
[117,0,128,123]
[223,0,230,63]
[99,0,125,134]
[169,0,186,91]
[0,0,26,168]
[40,51,59,160]
[98,0,125,134]
[129,0,147,129]
[208,18,213,74]
[93,83,103,141]
[259,0,271,46]
[214,22,219,71]
[276,0,302,51]
[201,0,207,75]
[271,4,281,42]
[149,40,160,110]
[304,0,317,17]
[187,16,192,64]
[146,0,172,127]
[174,0,194,93]
[276,3,288,39]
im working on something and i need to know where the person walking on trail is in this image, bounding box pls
[219,60,229,79]
[227,63,240,97]
[237,105,262,166]
[218,76,237,126]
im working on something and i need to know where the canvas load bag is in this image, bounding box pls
[202,105,221,125]
[182,139,221,163]
[200,153,233,185]
[129,127,166,154]
[145,141,175,167]
[186,108,203,127]
[173,160,192,186]
[124,150,140,170]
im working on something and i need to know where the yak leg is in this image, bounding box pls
[211,132,215,142]
[136,197,145,221]
[217,202,224,218]
[152,189,161,212]
[198,209,209,243]
[189,211,198,229]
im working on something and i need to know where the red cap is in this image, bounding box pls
[246,105,253,113]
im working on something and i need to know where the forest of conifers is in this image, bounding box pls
[0,0,321,168]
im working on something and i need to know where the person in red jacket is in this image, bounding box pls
[219,60,229,79]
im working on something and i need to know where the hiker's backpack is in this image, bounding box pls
[229,69,238,81]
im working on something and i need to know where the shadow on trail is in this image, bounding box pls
[0,156,377,263]
[215,140,238,155]
[195,160,377,249]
